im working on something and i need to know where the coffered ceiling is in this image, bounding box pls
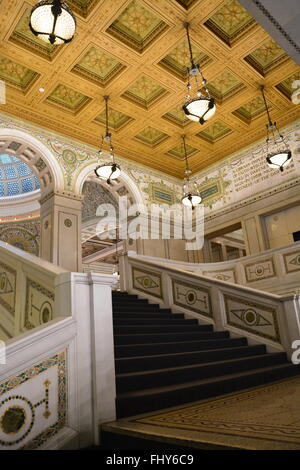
[0,0,300,178]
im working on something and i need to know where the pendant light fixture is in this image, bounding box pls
[182,23,216,125]
[30,0,76,45]
[260,85,292,172]
[94,96,121,185]
[181,135,202,209]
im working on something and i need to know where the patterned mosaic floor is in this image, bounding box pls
[105,378,300,450]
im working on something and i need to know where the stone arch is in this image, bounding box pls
[0,128,64,194]
[77,164,144,252]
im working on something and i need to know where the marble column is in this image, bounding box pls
[39,191,83,272]
[241,214,267,255]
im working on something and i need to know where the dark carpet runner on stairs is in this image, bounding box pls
[112,291,300,419]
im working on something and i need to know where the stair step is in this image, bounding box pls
[114,337,248,358]
[113,318,198,326]
[114,330,229,345]
[116,353,287,393]
[113,312,185,319]
[113,300,149,306]
[115,344,267,374]
[116,363,300,418]
[113,305,168,312]
[112,292,138,298]
[113,324,212,334]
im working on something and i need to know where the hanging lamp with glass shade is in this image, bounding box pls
[260,85,292,172]
[182,23,216,125]
[94,96,121,185]
[29,0,76,45]
[181,135,202,210]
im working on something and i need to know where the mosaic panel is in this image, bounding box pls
[72,47,126,86]
[136,378,300,447]
[196,174,231,209]
[24,278,54,330]
[0,261,16,316]
[132,267,162,298]
[204,0,256,46]
[244,258,276,283]
[151,183,175,205]
[172,279,212,317]
[244,38,288,76]
[9,9,59,60]
[0,351,67,449]
[135,126,169,147]
[82,181,119,221]
[46,84,91,113]
[0,222,40,256]
[224,294,280,343]
[122,75,168,109]
[196,121,232,143]
[202,269,236,283]
[106,0,168,53]
[283,251,300,274]
[159,40,211,80]
[0,56,39,91]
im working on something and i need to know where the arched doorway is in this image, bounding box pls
[76,165,144,272]
[0,130,84,272]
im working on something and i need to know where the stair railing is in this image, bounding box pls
[121,240,300,296]
[119,252,300,359]
[0,241,117,450]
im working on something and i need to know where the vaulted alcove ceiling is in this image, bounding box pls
[0,0,300,178]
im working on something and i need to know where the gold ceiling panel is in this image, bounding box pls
[106,0,168,53]
[0,0,300,178]
[9,8,60,60]
[232,95,273,124]
[276,72,300,101]
[244,38,289,76]
[68,0,100,18]
[71,46,126,87]
[94,106,134,130]
[159,39,212,81]
[167,142,199,160]
[46,84,92,113]
[196,120,232,143]
[135,126,169,147]
[204,0,256,47]
[121,75,169,109]
[0,55,39,91]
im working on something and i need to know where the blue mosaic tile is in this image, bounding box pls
[0,153,38,197]
[17,163,31,177]
[7,181,20,196]
[21,178,34,193]
[4,165,17,179]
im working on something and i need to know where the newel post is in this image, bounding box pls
[281,295,300,359]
